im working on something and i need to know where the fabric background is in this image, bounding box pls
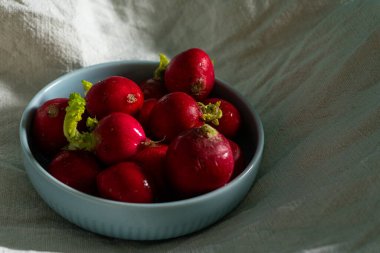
[1,0,380,252]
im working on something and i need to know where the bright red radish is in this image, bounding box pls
[166,124,234,197]
[48,150,102,195]
[32,98,68,156]
[203,98,241,138]
[149,92,203,142]
[63,93,146,165]
[164,48,215,100]
[93,112,146,165]
[85,76,143,119]
[133,141,169,201]
[97,162,153,203]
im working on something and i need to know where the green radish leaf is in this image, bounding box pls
[63,92,96,151]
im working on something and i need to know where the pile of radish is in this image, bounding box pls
[32,48,246,203]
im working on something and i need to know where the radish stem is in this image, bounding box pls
[81,80,93,95]
[198,101,223,126]
[153,53,170,80]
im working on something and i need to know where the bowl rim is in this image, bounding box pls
[19,60,265,209]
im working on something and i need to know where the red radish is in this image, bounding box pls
[97,162,153,203]
[140,78,167,99]
[164,48,215,100]
[137,98,158,130]
[227,139,245,179]
[166,124,234,197]
[64,94,146,165]
[203,98,241,138]
[48,150,102,195]
[133,141,169,201]
[32,98,68,156]
[149,92,203,141]
[85,76,144,119]
[93,112,146,165]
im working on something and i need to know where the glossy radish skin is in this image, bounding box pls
[33,98,69,156]
[48,150,102,195]
[86,76,144,119]
[164,48,215,100]
[140,78,167,100]
[93,112,146,165]
[97,162,153,203]
[203,98,241,138]
[166,124,234,197]
[133,141,169,201]
[149,92,203,142]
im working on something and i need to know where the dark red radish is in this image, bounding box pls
[164,48,215,100]
[32,98,69,156]
[133,141,169,201]
[227,139,245,179]
[137,98,158,131]
[93,112,146,165]
[97,162,153,203]
[140,78,167,100]
[139,53,169,100]
[166,124,234,197]
[202,98,241,138]
[149,92,203,142]
[85,76,144,119]
[48,150,102,195]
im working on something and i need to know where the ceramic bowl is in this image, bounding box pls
[19,61,264,240]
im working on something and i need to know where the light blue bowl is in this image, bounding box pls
[19,61,264,240]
